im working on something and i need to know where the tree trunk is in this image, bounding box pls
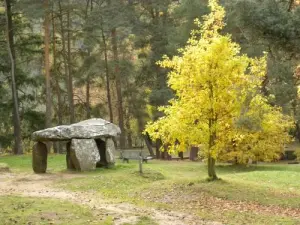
[178,151,183,160]
[101,28,114,123]
[156,139,162,159]
[261,74,268,96]
[207,154,217,180]
[52,8,62,154]
[58,0,71,124]
[86,73,91,119]
[125,111,132,148]
[5,0,23,155]
[67,0,75,123]
[295,122,300,143]
[162,143,171,160]
[288,0,295,11]
[144,133,155,157]
[85,1,92,119]
[44,0,52,129]
[111,28,125,148]
[208,119,218,180]
[52,10,62,126]
[207,82,218,180]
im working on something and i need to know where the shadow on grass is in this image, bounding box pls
[132,169,165,181]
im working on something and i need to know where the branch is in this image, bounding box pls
[288,0,294,11]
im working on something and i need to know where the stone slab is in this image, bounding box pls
[32,118,121,141]
[70,139,100,171]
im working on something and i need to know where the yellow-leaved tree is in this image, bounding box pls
[144,0,293,180]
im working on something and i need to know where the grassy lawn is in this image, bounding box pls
[0,195,155,225]
[0,154,66,172]
[0,155,300,224]
[0,196,112,225]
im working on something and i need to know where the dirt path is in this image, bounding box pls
[0,172,221,225]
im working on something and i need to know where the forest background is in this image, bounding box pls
[1,0,300,155]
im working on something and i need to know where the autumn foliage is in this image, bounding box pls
[144,0,293,180]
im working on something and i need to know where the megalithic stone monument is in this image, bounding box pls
[31,118,121,173]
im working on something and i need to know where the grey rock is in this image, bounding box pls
[96,139,107,168]
[105,138,116,164]
[70,139,100,171]
[66,142,76,170]
[32,142,48,173]
[32,118,121,141]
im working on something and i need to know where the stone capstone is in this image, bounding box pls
[105,138,116,164]
[32,142,48,173]
[32,118,121,142]
[70,139,100,171]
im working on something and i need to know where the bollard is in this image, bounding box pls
[139,152,143,174]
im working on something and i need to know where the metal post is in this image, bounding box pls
[139,153,143,174]
[139,136,144,174]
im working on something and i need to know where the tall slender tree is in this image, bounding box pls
[67,0,75,123]
[44,0,52,128]
[58,0,72,124]
[4,0,23,154]
[101,26,114,123]
[52,8,62,126]
[111,27,125,148]
[84,0,93,119]
[107,0,126,148]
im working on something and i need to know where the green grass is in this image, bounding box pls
[0,196,112,225]
[0,162,9,172]
[1,155,300,224]
[211,211,299,225]
[0,154,66,172]
[123,216,159,225]
[59,161,300,224]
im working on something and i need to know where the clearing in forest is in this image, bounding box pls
[0,155,299,225]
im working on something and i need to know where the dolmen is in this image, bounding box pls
[31,118,121,173]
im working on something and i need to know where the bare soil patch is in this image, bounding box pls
[0,172,220,225]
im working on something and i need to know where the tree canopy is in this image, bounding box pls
[144,0,293,180]
[0,0,298,161]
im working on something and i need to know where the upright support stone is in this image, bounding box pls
[189,146,199,161]
[32,142,48,173]
[96,139,107,168]
[105,138,116,166]
[66,141,75,170]
[70,139,100,171]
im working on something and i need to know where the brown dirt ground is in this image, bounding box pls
[0,172,222,225]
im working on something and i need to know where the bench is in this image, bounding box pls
[172,156,190,161]
[120,150,153,163]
